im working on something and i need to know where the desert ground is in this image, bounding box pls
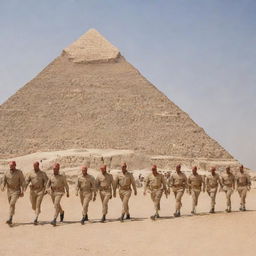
[0,166,256,256]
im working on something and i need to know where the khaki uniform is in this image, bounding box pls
[76,174,96,216]
[25,170,48,216]
[236,172,251,208]
[168,172,187,212]
[2,169,25,217]
[144,173,167,214]
[220,173,235,210]
[96,173,113,215]
[205,173,222,209]
[188,174,205,212]
[114,172,137,215]
[46,173,69,219]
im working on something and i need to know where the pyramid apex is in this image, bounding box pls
[63,29,120,63]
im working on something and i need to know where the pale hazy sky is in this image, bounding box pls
[0,0,255,169]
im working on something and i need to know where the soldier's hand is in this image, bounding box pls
[113,192,116,198]
[134,191,137,196]
[66,193,69,198]
[143,191,146,196]
[110,195,112,199]
[165,192,168,198]
[20,192,24,197]
[248,187,251,191]
[93,196,96,201]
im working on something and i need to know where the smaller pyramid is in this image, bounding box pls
[62,29,120,63]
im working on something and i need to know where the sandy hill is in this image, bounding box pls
[0,29,237,169]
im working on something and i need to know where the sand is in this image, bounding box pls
[1,183,256,256]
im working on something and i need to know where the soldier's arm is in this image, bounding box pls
[143,176,149,195]
[63,175,69,197]
[110,175,114,198]
[131,174,137,195]
[24,173,31,191]
[247,175,251,190]
[162,175,168,197]
[19,171,26,194]
[75,177,80,196]
[1,173,7,191]
[232,175,236,190]
[112,176,118,197]
[95,176,100,192]
[218,175,223,188]
[91,177,97,200]
[201,176,206,192]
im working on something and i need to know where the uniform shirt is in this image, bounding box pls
[95,172,113,191]
[188,174,205,190]
[221,173,235,187]
[144,173,167,193]
[46,173,69,193]
[2,169,25,193]
[26,170,48,192]
[114,171,137,192]
[168,172,187,189]
[76,174,96,193]
[236,172,251,187]
[205,173,222,189]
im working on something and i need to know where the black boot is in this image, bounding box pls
[101,215,106,223]
[84,214,88,221]
[6,217,12,225]
[126,213,131,220]
[51,218,57,226]
[120,214,125,222]
[60,211,65,222]
[174,211,180,217]
[242,206,246,211]
[34,218,38,225]
[209,208,215,214]
[81,216,85,225]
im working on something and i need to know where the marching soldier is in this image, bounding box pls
[113,163,137,222]
[1,161,25,225]
[205,167,222,213]
[168,164,187,217]
[25,162,48,224]
[188,166,205,214]
[220,166,235,213]
[46,163,69,226]
[236,165,251,211]
[144,165,168,220]
[76,166,96,225]
[95,165,114,223]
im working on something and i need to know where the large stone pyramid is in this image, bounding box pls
[0,29,235,166]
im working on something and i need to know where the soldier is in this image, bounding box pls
[1,161,25,225]
[220,166,235,213]
[25,162,48,225]
[168,164,187,217]
[236,165,251,211]
[205,167,222,213]
[95,165,113,223]
[76,166,96,225]
[188,166,205,214]
[46,163,69,226]
[113,163,137,222]
[144,165,168,220]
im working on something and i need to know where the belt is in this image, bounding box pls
[120,186,131,190]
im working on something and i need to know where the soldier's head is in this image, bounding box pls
[121,162,127,173]
[239,165,244,173]
[226,166,231,174]
[176,164,181,173]
[151,165,157,175]
[210,167,216,175]
[53,163,60,175]
[100,165,107,174]
[33,161,40,172]
[9,161,16,171]
[192,166,198,175]
[81,166,88,176]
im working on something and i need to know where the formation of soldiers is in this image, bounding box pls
[0,161,251,226]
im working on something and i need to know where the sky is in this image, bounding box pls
[0,0,255,169]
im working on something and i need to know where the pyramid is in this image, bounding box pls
[0,29,235,166]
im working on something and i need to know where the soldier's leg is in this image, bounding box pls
[30,190,37,212]
[210,190,217,209]
[241,187,247,209]
[122,190,132,215]
[150,191,157,212]
[226,189,232,211]
[102,192,111,215]
[119,190,125,214]
[176,191,184,211]
[35,193,44,217]
[82,192,92,216]
[191,190,196,212]
[9,193,19,218]
[155,189,163,212]
[53,194,63,219]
